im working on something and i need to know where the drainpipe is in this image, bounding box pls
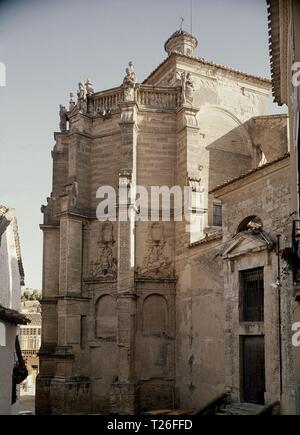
[277,234,283,397]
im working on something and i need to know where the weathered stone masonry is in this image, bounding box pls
[36,30,294,414]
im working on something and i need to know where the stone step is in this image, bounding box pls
[217,402,264,415]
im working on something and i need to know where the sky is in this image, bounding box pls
[0,0,286,289]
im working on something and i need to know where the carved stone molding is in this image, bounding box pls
[136,223,174,279]
[89,222,117,281]
[177,105,200,130]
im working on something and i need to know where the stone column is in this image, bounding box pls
[37,132,67,415]
[36,225,59,415]
[176,105,200,252]
[110,101,138,414]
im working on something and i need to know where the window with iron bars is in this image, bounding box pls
[213,203,222,227]
[240,268,264,322]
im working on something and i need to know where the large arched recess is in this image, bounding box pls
[95,294,117,339]
[196,106,254,191]
[142,294,168,337]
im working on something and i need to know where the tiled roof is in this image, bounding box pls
[0,305,30,325]
[143,51,271,85]
[189,231,223,248]
[210,153,290,194]
[267,0,283,105]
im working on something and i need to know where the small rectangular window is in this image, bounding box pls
[213,203,222,227]
[240,268,264,322]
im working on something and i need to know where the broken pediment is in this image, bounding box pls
[222,230,273,259]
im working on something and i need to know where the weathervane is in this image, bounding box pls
[179,16,184,31]
[190,0,193,34]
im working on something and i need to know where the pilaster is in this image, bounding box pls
[176,104,201,251]
[111,100,138,414]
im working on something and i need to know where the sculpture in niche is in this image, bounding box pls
[59,104,68,132]
[181,71,194,105]
[123,61,136,102]
[136,223,173,279]
[90,222,117,280]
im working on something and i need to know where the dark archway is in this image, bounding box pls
[237,216,263,233]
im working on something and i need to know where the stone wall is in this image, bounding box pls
[175,240,225,409]
[38,30,290,414]
[213,156,295,414]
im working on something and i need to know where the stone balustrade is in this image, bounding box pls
[92,85,181,114]
[93,87,124,113]
[137,85,181,110]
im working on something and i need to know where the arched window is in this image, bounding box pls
[95,295,117,339]
[237,216,263,233]
[143,294,167,337]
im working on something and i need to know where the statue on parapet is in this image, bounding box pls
[69,92,76,112]
[181,71,194,105]
[123,61,136,102]
[77,81,87,112]
[77,81,87,111]
[85,78,94,96]
[76,80,94,112]
[59,104,68,132]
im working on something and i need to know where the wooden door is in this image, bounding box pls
[242,336,265,405]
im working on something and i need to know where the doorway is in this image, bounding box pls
[242,336,265,405]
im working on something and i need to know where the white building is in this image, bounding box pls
[20,301,41,369]
[0,204,29,415]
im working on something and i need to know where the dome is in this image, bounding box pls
[164,29,198,56]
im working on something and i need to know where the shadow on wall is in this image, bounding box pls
[203,111,288,221]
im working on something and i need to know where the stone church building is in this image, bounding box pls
[36,30,295,414]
